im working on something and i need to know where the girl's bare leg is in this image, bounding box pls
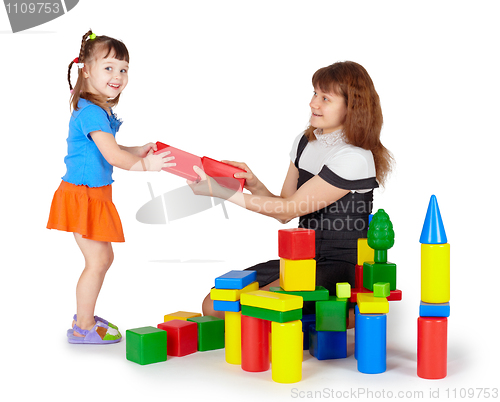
[72,233,114,336]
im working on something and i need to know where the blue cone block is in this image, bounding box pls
[420,195,447,244]
[355,305,387,374]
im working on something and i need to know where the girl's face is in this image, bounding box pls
[83,49,129,100]
[309,87,347,134]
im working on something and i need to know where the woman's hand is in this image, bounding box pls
[187,165,227,198]
[221,160,264,194]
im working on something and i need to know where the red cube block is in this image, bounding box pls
[278,229,315,260]
[157,319,198,357]
[155,142,203,181]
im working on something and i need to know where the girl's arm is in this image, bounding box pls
[118,142,156,157]
[90,131,175,171]
[188,164,349,224]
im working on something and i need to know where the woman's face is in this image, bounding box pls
[309,87,347,134]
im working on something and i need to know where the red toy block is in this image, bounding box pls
[278,228,315,260]
[201,156,246,192]
[155,142,203,181]
[241,315,270,372]
[157,319,198,357]
[350,287,401,303]
[387,289,402,301]
[417,317,447,379]
[349,287,370,303]
[355,264,364,289]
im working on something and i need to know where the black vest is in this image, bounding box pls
[294,135,377,240]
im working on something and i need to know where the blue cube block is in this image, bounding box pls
[301,314,315,350]
[215,270,257,290]
[355,305,387,374]
[213,299,240,312]
[309,325,347,360]
[419,301,450,317]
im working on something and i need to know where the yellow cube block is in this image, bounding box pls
[357,238,375,265]
[224,311,241,365]
[357,293,389,314]
[210,281,259,301]
[240,290,303,312]
[271,320,302,383]
[279,258,316,291]
[163,311,201,322]
[421,244,450,303]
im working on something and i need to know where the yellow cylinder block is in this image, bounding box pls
[421,244,450,303]
[271,320,302,383]
[225,311,242,365]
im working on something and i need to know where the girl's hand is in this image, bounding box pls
[221,160,262,194]
[137,142,158,158]
[143,150,175,171]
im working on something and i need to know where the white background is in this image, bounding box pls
[1,1,499,400]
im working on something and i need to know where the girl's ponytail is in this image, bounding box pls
[68,30,92,92]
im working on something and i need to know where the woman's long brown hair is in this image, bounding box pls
[304,61,394,186]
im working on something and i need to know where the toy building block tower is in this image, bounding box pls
[274,229,348,362]
[235,228,316,383]
[354,209,396,374]
[240,290,303,383]
[278,228,316,291]
[210,270,258,364]
[418,195,449,379]
[352,213,402,303]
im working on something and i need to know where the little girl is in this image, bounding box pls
[47,30,175,343]
[189,61,393,323]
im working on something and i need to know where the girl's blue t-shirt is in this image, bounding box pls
[62,99,122,188]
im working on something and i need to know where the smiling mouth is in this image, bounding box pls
[312,112,322,117]
[108,83,120,89]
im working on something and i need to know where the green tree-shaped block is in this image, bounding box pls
[367,209,395,263]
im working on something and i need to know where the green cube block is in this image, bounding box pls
[187,316,225,351]
[241,305,302,323]
[363,261,396,291]
[336,282,351,298]
[373,282,390,297]
[269,286,329,301]
[315,295,348,331]
[126,326,167,365]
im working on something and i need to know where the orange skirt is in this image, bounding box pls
[47,180,125,242]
